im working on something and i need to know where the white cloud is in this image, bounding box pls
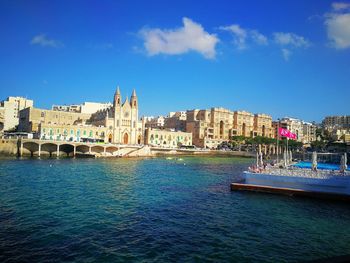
[281,48,292,61]
[273,32,310,48]
[220,24,268,49]
[332,2,350,11]
[325,3,350,49]
[220,24,247,49]
[139,17,219,59]
[250,30,268,45]
[31,34,63,48]
[273,32,310,61]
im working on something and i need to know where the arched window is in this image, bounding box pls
[220,121,224,137]
[89,130,93,137]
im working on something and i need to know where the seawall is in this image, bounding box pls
[0,138,255,158]
[0,139,18,156]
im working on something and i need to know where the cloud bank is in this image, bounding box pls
[139,17,219,59]
[325,2,350,49]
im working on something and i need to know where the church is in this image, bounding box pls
[90,87,144,144]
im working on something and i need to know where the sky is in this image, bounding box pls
[0,0,349,122]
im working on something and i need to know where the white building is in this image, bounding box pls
[279,117,317,144]
[80,102,113,114]
[52,102,112,114]
[0,96,33,131]
[144,116,165,129]
[302,121,317,144]
[279,117,304,142]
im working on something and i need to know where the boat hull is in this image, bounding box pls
[231,171,350,200]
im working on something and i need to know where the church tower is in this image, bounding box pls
[113,86,122,143]
[113,86,121,108]
[130,89,139,144]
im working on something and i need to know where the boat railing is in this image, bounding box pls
[250,166,350,179]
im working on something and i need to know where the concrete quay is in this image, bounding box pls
[0,138,255,158]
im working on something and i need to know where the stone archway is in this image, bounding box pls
[123,133,129,144]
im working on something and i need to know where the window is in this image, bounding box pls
[83,130,86,136]
[89,130,93,137]
[70,129,74,135]
[41,112,45,117]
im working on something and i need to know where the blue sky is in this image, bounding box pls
[0,0,349,122]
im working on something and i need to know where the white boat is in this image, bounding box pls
[240,168,350,196]
[232,152,350,200]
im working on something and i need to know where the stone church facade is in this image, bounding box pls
[90,87,143,144]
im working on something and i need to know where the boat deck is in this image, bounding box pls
[231,182,350,202]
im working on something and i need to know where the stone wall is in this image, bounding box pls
[0,139,18,155]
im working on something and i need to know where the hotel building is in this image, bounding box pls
[144,128,192,147]
[0,96,33,131]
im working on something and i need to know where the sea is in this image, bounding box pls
[1,156,350,262]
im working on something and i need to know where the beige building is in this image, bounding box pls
[186,108,273,148]
[0,96,33,131]
[143,116,165,129]
[186,107,234,148]
[18,107,91,134]
[302,122,317,144]
[279,117,304,142]
[331,129,350,142]
[254,114,273,138]
[322,115,350,131]
[18,87,144,145]
[164,111,187,131]
[278,117,317,144]
[89,87,143,144]
[39,123,108,142]
[233,111,254,137]
[144,128,192,147]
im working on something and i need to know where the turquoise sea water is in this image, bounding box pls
[1,156,350,262]
[293,161,349,171]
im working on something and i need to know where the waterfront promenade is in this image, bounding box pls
[0,138,256,158]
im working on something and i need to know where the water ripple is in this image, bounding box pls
[0,156,350,262]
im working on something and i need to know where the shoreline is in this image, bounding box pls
[0,138,256,159]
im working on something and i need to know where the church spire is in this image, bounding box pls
[130,89,138,108]
[131,89,136,97]
[114,85,121,108]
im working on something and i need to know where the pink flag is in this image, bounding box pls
[278,127,297,140]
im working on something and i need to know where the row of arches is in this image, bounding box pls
[20,141,120,157]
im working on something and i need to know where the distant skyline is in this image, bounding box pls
[1,0,349,122]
